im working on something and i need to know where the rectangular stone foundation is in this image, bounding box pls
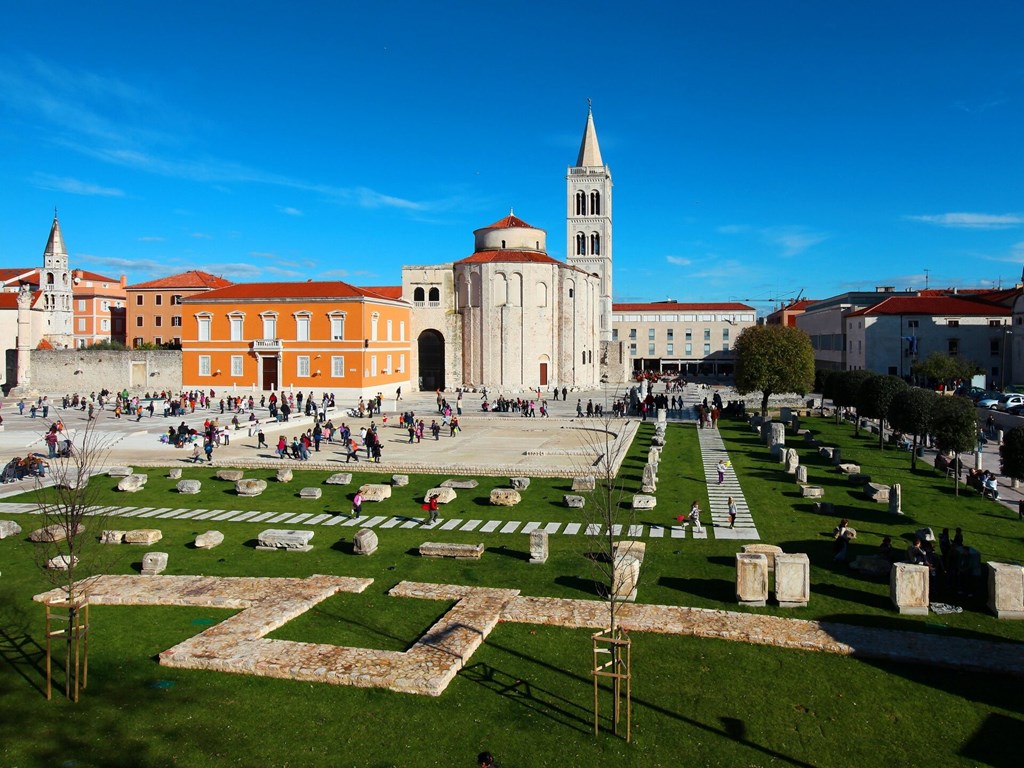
[890,562,929,615]
[736,553,768,607]
[774,553,810,608]
[988,562,1024,620]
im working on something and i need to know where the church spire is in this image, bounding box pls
[575,100,604,168]
[44,210,67,261]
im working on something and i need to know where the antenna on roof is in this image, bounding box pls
[923,268,929,290]
[509,207,514,217]
[587,97,592,113]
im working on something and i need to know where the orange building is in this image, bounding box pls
[180,280,411,396]
[125,270,232,348]
[71,269,127,346]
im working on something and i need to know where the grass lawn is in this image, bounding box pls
[0,417,1021,767]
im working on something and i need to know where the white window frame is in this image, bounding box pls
[329,312,345,341]
[261,312,278,340]
[295,312,311,341]
[297,356,310,377]
[197,314,212,342]
[399,321,406,341]
[398,353,405,373]
[386,319,393,341]
[230,355,244,377]
[199,355,211,376]
[229,313,245,342]
[370,312,380,341]
[331,355,345,377]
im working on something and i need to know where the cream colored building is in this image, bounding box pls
[612,301,757,376]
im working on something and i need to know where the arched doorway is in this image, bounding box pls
[418,329,445,391]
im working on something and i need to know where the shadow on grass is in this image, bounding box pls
[657,575,734,603]
[0,628,48,697]
[490,545,530,562]
[554,575,602,597]
[330,539,355,555]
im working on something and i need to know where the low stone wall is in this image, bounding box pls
[17,349,183,396]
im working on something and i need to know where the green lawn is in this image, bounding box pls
[0,417,1020,767]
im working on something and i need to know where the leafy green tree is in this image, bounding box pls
[857,375,908,449]
[827,369,873,429]
[733,325,815,418]
[887,387,937,469]
[932,395,979,496]
[912,352,981,390]
[999,426,1024,486]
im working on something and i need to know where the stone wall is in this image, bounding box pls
[16,349,183,396]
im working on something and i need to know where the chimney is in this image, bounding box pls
[73,269,84,279]
[120,275,127,288]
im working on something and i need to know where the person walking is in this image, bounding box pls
[687,500,703,533]
[716,458,728,485]
[727,496,737,529]
[424,493,440,524]
[351,490,363,519]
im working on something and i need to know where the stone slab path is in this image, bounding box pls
[696,427,760,540]
[0,502,701,543]
[34,577,1024,698]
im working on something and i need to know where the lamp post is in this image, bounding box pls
[1002,328,1014,391]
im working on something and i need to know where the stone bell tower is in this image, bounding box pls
[41,210,75,348]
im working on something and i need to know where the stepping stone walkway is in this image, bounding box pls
[696,427,760,540]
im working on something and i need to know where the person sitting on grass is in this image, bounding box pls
[833,519,856,561]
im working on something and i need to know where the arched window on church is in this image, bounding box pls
[509,273,523,307]
[537,281,548,307]
[590,191,601,215]
[575,191,586,216]
[470,272,482,307]
[576,232,586,256]
[46,272,54,286]
[456,274,468,311]
[413,287,425,306]
[428,287,440,306]
[590,233,601,255]
[493,273,508,306]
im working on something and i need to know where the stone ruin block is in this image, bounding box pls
[780,407,793,423]
[299,487,322,500]
[741,543,784,571]
[795,466,808,484]
[236,478,268,497]
[611,541,646,603]
[167,468,182,480]
[117,473,149,492]
[987,562,1024,619]
[424,487,457,504]
[216,469,245,482]
[864,482,890,503]
[641,463,658,493]
[257,529,314,552]
[529,529,549,565]
[100,529,126,545]
[177,479,201,494]
[441,478,478,489]
[837,463,861,475]
[890,562,929,615]
[812,501,835,516]
[353,528,378,556]
[818,446,835,460]
[563,495,586,509]
[46,554,78,571]
[142,552,168,576]
[775,553,810,608]
[419,541,485,559]
[489,489,522,506]
[736,553,769,606]
[914,527,935,543]
[194,530,224,549]
[831,448,842,466]
[324,473,352,485]
[29,523,85,543]
[801,486,824,499]
[276,468,293,483]
[510,477,531,490]
[358,484,392,502]
[125,529,162,545]
[391,474,410,487]
[107,466,133,478]
[632,494,657,510]
[572,476,596,492]
[784,449,800,474]
[888,484,902,515]
[0,520,22,539]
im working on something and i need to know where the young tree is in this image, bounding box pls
[733,325,815,418]
[931,395,978,497]
[912,352,981,390]
[856,374,908,449]
[887,386,937,469]
[32,418,117,700]
[1000,427,1024,493]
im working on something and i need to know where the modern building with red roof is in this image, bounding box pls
[179,279,410,394]
[611,300,757,375]
[125,270,233,348]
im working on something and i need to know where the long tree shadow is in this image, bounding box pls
[0,628,48,697]
[657,575,734,603]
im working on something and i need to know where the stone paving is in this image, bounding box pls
[696,427,759,540]
[33,576,1024,698]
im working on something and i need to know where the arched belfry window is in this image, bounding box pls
[413,287,425,305]
[590,191,601,215]
[428,286,440,304]
[575,232,586,256]
[575,191,586,216]
[590,233,601,256]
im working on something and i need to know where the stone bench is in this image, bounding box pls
[257,529,314,552]
[419,542,485,559]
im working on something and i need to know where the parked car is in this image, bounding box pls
[963,387,995,403]
[978,394,1004,408]
[1005,403,1024,416]
[995,394,1024,412]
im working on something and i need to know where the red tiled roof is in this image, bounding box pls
[783,299,817,312]
[127,270,232,290]
[613,301,756,312]
[0,268,39,284]
[363,285,404,300]
[457,250,560,265]
[847,295,1011,317]
[181,280,402,302]
[0,293,20,309]
[479,214,536,230]
[73,270,121,283]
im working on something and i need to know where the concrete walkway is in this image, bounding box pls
[697,427,760,540]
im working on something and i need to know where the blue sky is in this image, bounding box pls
[1,1,1022,311]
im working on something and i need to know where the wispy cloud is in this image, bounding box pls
[717,224,749,235]
[278,206,303,216]
[137,236,164,242]
[905,212,1024,229]
[761,226,829,257]
[953,97,1008,114]
[191,232,213,240]
[31,173,124,197]
[666,255,691,266]
[206,261,305,280]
